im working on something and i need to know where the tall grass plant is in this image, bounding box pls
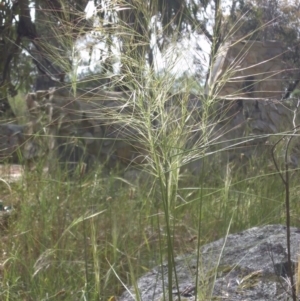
[0,2,298,301]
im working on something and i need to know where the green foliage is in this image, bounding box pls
[0,145,294,300]
[7,91,28,123]
[1,1,300,301]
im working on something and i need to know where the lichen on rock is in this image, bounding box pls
[118,224,300,301]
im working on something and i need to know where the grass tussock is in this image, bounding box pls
[1,3,300,301]
[0,153,296,300]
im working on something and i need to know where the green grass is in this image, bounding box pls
[0,6,297,300]
[0,61,297,301]
[0,67,297,301]
[0,150,295,300]
[7,92,28,124]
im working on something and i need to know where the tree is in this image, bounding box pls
[0,0,90,115]
[2,0,300,116]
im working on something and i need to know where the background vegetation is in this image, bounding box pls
[0,0,300,300]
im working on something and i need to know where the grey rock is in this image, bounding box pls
[118,224,300,301]
[19,40,300,177]
[0,124,25,161]
[0,123,44,162]
[205,40,283,99]
[54,142,96,177]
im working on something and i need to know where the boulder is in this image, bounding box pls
[0,124,25,161]
[18,40,298,175]
[118,224,300,301]
[205,40,283,100]
[26,87,141,169]
[23,86,300,176]
[0,123,43,163]
[55,142,96,177]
